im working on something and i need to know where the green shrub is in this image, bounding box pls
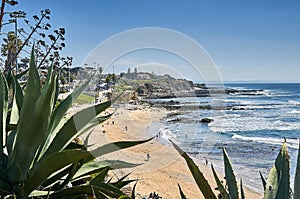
[0,49,149,198]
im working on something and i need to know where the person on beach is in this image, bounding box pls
[146,153,150,161]
[125,125,128,131]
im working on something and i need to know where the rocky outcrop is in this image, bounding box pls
[200,118,214,123]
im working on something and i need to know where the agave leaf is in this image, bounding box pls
[15,48,41,122]
[88,182,125,198]
[131,181,137,199]
[91,138,153,158]
[78,114,113,136]
[119,195,131,199]
[264,141,289,199]
[53,74,59,110]
[7,73,57,183]
[259,171,267,191]
[90,167,109,184]
[9,94,19,125]
[0,178,11,193]
[84,130,95,148]
[73,160,139,180]
[211,164,230,199]
[0,72,8,161]
[41,164,74,188]
[42,100,113,158]
[6,130,16,156]
[57,162,82,190]
[111,173,132,188]
[8,72,23,125]
[294,140,300,199]
[14,74,24,113]
[275,141,290,199]
[222,148,239,199]
[6,124,17,132]
[65,141,87,150]
[15,68,29,80]
[178,184,188,199]
[23,149,92,196]
[44,63,54,86]
[113,179,136,189]
[39,77,92,159]
[29,190,53,197]
[264,164,279,199]
[49,185,106,198]
[7,49,40,168]
[171,140,217,199]
[240,178,246,199]
[50,76,91,131]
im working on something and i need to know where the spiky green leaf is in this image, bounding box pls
[90,167,109,185]
[111,173,134,189]
[15,68,29,80]
[7,73,56,183]
[91,138,153,158]
[294,140,300,199]
[275,142,290,199]
[49,185,106,199]
[264,141,290,199]
[9,72,22,125]
[57,162,82,190]
[211,164,230,199]
[260,171,267,191]
[0,72,8,162]
[41,164,74,189]
[88,182,125,198]
[43,100,113,158]
[0,178,11,193]
[73,160,139,180]
[171,140,217,199]
[178,184,188,199]
[223,148,239,199]
[113,179,136,189]
[24,150,92,196]
[39,77,92,158]
[240,178,246,199]
[131,181,137,199]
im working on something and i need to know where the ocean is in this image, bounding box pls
[156,83,300,193]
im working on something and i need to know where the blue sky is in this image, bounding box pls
[10,1,300,82]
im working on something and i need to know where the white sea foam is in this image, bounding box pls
[288,100,300,105]
[159,128,177,141]
[232,134,299,149]
[210,114,300,132]
[289,110,300,114]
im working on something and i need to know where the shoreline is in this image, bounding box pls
[80,104,263,198]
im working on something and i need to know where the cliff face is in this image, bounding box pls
[116,77,264,99]
[117,78,209,98]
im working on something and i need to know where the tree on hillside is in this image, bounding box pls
[0,1,72,74]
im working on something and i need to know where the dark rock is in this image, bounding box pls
[200,118,214,123]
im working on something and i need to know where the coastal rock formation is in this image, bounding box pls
[200,118,214,123]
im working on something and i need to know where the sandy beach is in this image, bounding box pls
[79,104,263,199]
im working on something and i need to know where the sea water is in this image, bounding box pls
[157,83,300,193]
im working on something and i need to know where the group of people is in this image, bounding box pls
[142,192,161,199]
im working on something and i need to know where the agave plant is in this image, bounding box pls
[0,49,150,198]
[172,139,300,199]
